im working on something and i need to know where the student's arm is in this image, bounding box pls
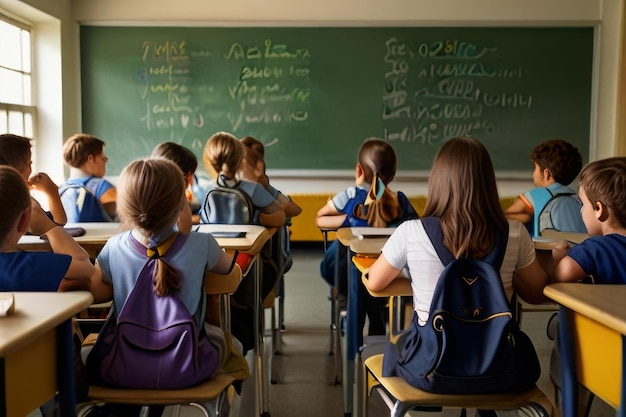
[552,256,588,283]
[505,197,533,224]
[366,254,403,292]
[209,249,235,275]
[29,204,96,291]
[315,200,347,229]
[277,192,302,218]
[88,263,114,303]
[29,173,67,225]
[258,200,286,227]
[512,258,550,304]
[99,187,117,218]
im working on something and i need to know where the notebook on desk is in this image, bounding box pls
[350,227,395,240]
[210,231,246,238]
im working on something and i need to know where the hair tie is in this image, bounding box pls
[365,174,385,206]
[146,232,178,259]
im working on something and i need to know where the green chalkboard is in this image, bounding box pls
[80,26,594,175]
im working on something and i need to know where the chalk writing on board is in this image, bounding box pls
[139,40,204,133]
[382,37,534,145]
[225,39,311,137]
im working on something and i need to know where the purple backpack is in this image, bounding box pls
[90,233,219,389]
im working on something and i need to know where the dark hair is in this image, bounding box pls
[117,158,186,296]
[423,137,508,259]
[0,134,31,169]
[63,133,106,168]
[151,142,198,176]
[579,157,626,228]
[353,138,402,227]
[530,139,583,185]
[0,165,31,238]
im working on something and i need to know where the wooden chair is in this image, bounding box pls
[78,265,246,417]
[362,354,554,417]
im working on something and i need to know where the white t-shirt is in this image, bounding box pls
[381,219,535,325]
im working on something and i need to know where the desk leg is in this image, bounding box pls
[559,307,578,417]
[617,335,626,417]
[253,256,270,417]
[57,320,78,417]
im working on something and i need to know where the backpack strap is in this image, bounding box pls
[421,216,508,269]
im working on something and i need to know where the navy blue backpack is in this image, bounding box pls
[383,217,540,394]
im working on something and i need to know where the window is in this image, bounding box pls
[0,14,34,138]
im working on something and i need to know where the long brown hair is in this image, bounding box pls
[117,158,186,295]
[354,138,402,227]
[423,137,508,259]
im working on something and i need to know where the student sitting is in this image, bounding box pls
[84,158,236,417]
[199,131,286,353]
[316,138,418,337]
[60,133,117,222]
[367,137,549,400]
[199,131,285,228]
[0,133,67,225]
[551,156,626,283]
[0,165,96,417]
[151,141,200,233]
[506,139,586,236]
[240,135,302,219]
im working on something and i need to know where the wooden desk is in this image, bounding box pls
[544,283,626,417]
[17,222,123,258]
[0,291,94,417]
[194,224,271,417]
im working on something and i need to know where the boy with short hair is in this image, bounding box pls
[0,164,96,290]
[0,133,67,225]
[552,156,626,284]
[60,133,117,222]
[506,139,586,236]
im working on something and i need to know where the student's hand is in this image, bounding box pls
[552,240,572,263]
[28,200,58,236]
[28,172,58,196]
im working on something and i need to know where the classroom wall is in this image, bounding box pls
[0,0,623,198]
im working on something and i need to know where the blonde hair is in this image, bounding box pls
[423,137,507,259]
[354,138,402,227]
[202,132,244,180]
[117,158,186,295]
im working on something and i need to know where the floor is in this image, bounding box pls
[33,244,616,417]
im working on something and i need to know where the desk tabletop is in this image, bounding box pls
[352,254,412,297]
[195,224,270,254]
[0,291,94,356]
[336,227,394,255]
[544,283,626,335]
[17,222,123,251]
